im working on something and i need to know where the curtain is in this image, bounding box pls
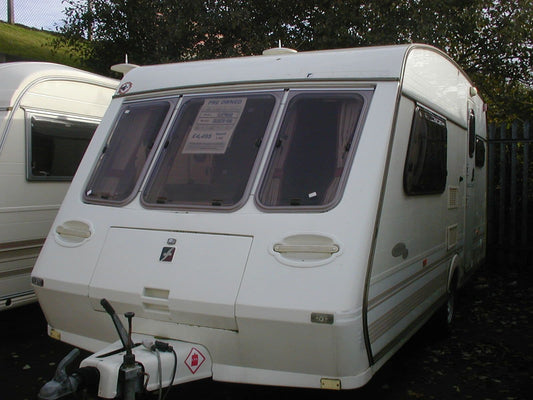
[324,102,361,203]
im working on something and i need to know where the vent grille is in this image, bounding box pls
[448,186,459,209]
[447,224,458,249]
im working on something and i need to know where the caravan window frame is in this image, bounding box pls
[83,98,176,206]
[256,89,373,212]
[403,104,448,196]
[25,109,100,181]
[468,110,476,158]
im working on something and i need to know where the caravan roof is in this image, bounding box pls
[118,44,474,96]
[0,62,117,108]
[120,44,413,95]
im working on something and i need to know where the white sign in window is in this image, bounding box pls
[183,97,247,154]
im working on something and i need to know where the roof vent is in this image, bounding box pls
[111,63,139,75]
[110,54,139,75]
[262,47,297,56]
[262,41,297,56]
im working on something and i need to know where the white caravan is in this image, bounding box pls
[0,62,117,310]
[33,44,487,398]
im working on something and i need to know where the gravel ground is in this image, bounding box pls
[1,258,531,400]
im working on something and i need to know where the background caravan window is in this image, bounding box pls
[258,91,368,209]
[142,93,277,210]
[27,113,99,181]
[84,100,171,204]
[403,106,447,195]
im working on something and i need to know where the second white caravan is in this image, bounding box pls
[33,44,487,397]
[0,62,117,310]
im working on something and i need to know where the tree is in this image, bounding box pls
[56,0,206,74]
[55,0,532,121]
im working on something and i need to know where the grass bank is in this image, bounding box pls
[0,21,83,67]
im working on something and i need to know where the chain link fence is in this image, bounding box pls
[0,0,68,31]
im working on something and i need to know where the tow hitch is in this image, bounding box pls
[37,347,99,399]
[39,299,212,399]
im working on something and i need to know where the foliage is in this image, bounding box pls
[55,0,532,121]
[54,0,209,76]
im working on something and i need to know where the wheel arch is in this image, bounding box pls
[447,253,462,293]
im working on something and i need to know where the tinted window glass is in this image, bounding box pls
[475,137,485,167]
[258,92,365,208]
[403,106,447,195]
[143,94,276,209]
[84,101,170,204]
[28,114,98,181]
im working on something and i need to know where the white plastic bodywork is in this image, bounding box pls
[0,62,117,310]
[32,45,487,390]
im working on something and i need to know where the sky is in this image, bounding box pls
[1,0,68,31]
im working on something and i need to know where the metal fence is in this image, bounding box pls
[487,120,533,267]
[1,0,66,31]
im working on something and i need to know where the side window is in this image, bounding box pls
[475,137,486,167]
[468,110,476,158]
[27,113,99,181]
[403,106,447,195]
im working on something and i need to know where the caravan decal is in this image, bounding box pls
[118,81,132,95]
[159,247,176,262]
[185,348,206,374]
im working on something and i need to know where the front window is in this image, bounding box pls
[142,93,277,209]
[84,100,171,204]
[257,91,368,209]
[27,113,98,181]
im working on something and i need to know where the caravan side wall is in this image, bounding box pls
[0,66,116,310]
[367,48,487,365]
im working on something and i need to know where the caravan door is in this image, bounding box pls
[464,100,487,272]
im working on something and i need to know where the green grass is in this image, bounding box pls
[0,21,83,68]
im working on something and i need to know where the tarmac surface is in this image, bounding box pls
[1,257,531,400]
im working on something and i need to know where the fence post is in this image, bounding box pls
[488,124,496,247]
[8,0,14,24]
[498,123,506,247]
[510,122,518,244]
[522,121,530,248]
